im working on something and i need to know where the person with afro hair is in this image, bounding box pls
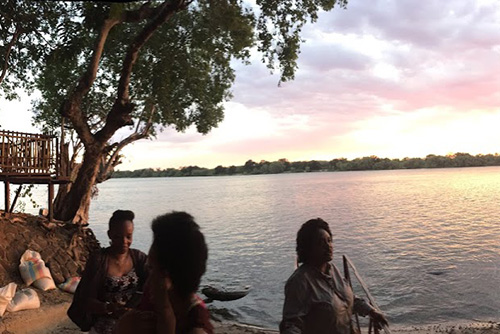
[115,211,212,334]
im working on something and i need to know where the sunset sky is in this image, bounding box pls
[2,0,500,170]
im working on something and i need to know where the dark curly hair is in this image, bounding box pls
[296,218,332,264]
[151,211,208,297]
[109,210,135,230]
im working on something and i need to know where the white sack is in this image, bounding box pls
[33,277,56,291]
[7,288,40,312]
[58,277,81,294]
[0,283,17,317]
[19,249,56,291]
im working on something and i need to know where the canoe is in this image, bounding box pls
[201,286,250,302]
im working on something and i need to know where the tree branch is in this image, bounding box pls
[122,1,157,22]
[97,105,156,182]
[0,24,22,85]
[95,1,184,143]
[70,139,84,167]
[118,1,178,100]
[60,17,121,147]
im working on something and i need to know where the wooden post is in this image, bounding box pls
[48,181,54,222]
[1,133,4,167]
[343,255,391,334]
[4,180,10,213]
[343,255,351,284]
[60,116,65,177]
[343,256,361,333]
[55,137,59,177]
[9,185,22,213]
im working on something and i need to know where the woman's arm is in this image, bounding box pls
[353,298,388,327]
[113,302,176,334]
[79,251,107,314]
[279,276,309,334]
[353,296,372,316]
[152,272,176,334]
[155,305,176,334]
[116,272,177,334]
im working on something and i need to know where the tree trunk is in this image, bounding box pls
[53,162,80,217]
[53,143,74,215]
[51,4,177,224]
[53,144,104,223]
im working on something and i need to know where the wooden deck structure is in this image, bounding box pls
[0,130,70,221]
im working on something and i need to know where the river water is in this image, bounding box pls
[9,167,500,327]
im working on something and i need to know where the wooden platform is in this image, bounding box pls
[0,130,70,221]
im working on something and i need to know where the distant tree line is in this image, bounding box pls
[111,153,500,178]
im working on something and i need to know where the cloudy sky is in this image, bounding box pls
[3,0,500,170]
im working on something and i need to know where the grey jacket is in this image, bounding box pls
[280,263,372,334]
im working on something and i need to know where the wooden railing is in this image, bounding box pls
[0,130,60,177]
[0,130,70,221]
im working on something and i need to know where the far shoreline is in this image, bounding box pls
[112,163,500,179]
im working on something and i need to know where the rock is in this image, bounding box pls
[60,266,71,281]
[65,260,78,274]
[42,246,56,257]
[39,208,49,217]
[47,261,64,284]
[35,236,49,249]
[52,253,68,267]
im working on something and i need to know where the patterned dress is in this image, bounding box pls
[91,269,139,334]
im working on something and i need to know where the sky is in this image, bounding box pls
[2,0,500,170]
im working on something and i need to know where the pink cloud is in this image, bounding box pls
[127,0,500,167]
[213,124,340,157]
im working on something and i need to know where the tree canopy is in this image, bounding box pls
[0,0,348,222]
[30,0,348,133]
[0,1,69,99]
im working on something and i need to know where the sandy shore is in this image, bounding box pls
[7,310,500,334]
[390,322,500,334]
[2,290,499,333]
[41,319,500,334]
[42,318,280,334]
[29,310,500,334]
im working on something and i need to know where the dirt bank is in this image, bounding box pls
[0,212,100,286]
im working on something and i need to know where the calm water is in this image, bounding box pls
[9,167,500,327]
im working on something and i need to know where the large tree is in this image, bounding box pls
[1,0,347,223]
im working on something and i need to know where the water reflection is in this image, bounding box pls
[5,167,500,327]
